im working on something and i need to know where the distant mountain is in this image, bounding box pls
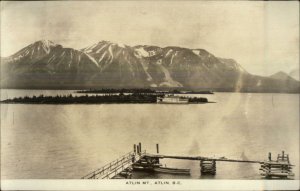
[270,71,296,81]
[1,40,299,93]
[289,68,299,81]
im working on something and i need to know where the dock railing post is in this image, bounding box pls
[156,144,159,154]
[137,145,140,154]
[134,144,136,153]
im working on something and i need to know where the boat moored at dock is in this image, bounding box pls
[153,167,191,175]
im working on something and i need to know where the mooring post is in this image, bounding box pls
[156,144,159,154]
[137,145,140,154]
[268,152,272,161]
[134,144,136,153]
[139,142,142,153]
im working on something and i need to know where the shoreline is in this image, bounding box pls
[1,94,210,105]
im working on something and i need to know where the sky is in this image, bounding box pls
[1,1,299,78]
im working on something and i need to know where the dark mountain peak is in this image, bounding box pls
[94,40,113,46]
[98,40,110,43]
[31,40,58,52]
[7,40,60,62]
[34,39,56,46]
[134,45,161,49]
[192,49,211,56]
[270,71,296,81]
[164,46,189,51]
[82,40,130,54]
[96,40,128,48]
[272,71,286,76]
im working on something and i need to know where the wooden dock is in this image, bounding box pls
[259,151,295,179]
[82,143,295,179]
[144,153,262,163]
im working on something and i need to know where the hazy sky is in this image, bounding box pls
[1,1,299,77]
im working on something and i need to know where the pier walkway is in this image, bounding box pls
[82,151,144,179]
[144,154,262,163]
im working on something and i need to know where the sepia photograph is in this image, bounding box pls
[0,0,299,190]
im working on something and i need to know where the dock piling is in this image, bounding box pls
[156,144,159,154]
[200,160,216,175]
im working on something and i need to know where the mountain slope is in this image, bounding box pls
[1,40,102,88]
[289,68,299,81]
[80,41,152,87]
[270,71,297,81]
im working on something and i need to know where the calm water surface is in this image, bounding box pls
[1,89,299,179]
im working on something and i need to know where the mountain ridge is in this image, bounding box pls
[1,40,299,93]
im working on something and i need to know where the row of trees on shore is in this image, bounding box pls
[2,94,158,104]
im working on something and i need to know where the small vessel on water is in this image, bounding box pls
[156,94,208,104]
[157,95,189,104]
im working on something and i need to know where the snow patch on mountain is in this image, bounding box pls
[95,44,107,53]
[192,50,200,55]
[98,52,107,62]
[39,40,56,54]
[165,50,173,57]
[157,64,182,87]
[150,83,158,87]
[169,53,176,65]
[116,43,125,48]
[86,53,99,67]
[84,43,98,52]
[134,47,149,58]
[107,45,114,64]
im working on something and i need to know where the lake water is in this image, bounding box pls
[1,89,299,179]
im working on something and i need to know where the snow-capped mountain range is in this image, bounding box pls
[1,40,299,92]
